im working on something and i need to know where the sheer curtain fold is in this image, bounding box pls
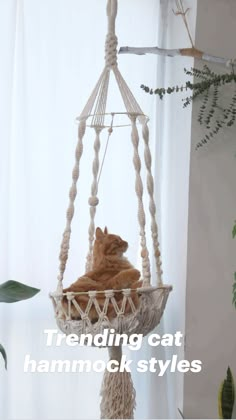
[0,0,17,278]
[153,1,196,418]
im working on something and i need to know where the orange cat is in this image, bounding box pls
[62,227,141,321]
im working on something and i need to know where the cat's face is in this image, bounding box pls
[94,227,128,257]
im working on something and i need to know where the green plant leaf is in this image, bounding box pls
[219,381,224,419]
[143,66,236,151]
[0,281,40,303]
[233,275,236,308]
[218,367,235,419]
[232,222,236,239]
[178,408,185,419]
[0,343,7,369]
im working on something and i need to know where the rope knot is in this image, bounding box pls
[122,289,131,297]
[88,290,97,298]
[88,196,99,207]
[105,290,114,298]
[66,292,74,301]
[105,34,118,68]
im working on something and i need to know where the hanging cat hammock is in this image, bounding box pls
[50,1,172,418]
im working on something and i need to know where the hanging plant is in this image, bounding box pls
[141,65,236,150]
[0,280,40,369]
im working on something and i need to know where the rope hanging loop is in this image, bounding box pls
[105,0,118,68]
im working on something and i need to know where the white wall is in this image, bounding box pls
[184,1,236,418]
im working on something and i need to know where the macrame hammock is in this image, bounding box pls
[50,1,172,418]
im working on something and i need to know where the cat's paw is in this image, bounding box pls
[110,269,140,289]
[133,280,143,289]
[129,269,141,282]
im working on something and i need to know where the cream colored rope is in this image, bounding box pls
[91,69,110,127]
[85,127,102,272]
[130,116,151,285]
[57,120,86,292]
[97,114,114,184]
[85,115,115,271]
[142,121,163,286]
[114,66,145,118]
[79,69,107,122]
[105,0,118,69]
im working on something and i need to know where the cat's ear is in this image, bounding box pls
[96,227,104,240]
[104,227,108,235]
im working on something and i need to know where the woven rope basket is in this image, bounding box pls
[51,285,172,338]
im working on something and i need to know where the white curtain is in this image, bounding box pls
[135,1,196,418]
[0,0,196,418]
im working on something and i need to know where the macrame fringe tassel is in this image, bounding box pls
[100,370,136,419]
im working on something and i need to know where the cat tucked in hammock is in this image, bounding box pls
[62,227,142,322]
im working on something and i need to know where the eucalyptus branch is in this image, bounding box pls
[141,65,236,150]
[195,80,236,149]
[141,68,236,100]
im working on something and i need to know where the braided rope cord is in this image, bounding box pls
[142,122,163,285]
[105,0,118,69]
[56,120,86,292]
[85,127,102,272]
[130,116,151,285]
[85,114,115,271]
